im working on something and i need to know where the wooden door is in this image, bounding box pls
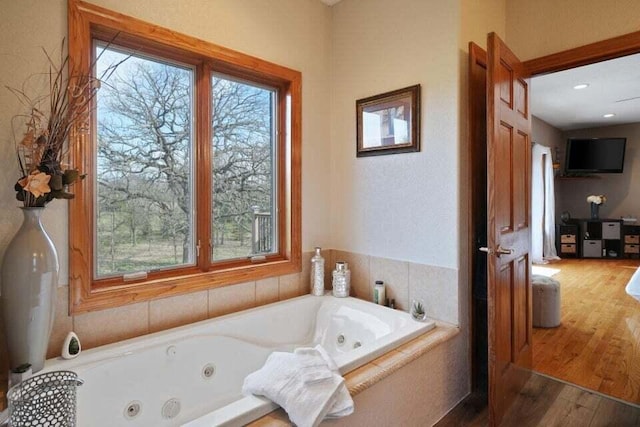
[486,32,532,425]
[469,42,488,392]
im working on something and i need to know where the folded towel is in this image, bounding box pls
[294,346,338,384]
[242,345,354,427]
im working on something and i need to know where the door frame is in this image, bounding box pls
[468,27,640,417]
[524,30,640,75]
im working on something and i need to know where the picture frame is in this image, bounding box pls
[356,84,421,157]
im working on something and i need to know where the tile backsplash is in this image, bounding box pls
[43,249,457,359]
[330,250,459,324]
[45,259,311,359]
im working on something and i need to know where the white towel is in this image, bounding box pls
[295,346,337,384]
[242,345,354,427]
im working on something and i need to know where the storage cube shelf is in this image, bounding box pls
[623,225,640,259]
[556,224,579,258]
[556,220,639,259]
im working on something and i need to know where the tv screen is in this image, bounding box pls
[564,137,626,173]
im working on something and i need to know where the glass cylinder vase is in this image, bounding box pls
[590,202,599,219]
[332,262,351,298]
[1,207,59,373]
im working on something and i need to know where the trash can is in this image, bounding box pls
[7,370,83,427]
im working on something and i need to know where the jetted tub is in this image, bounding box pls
[43,294,435,426]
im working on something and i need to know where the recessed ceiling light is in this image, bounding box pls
[603,113,616,118]
[573,84,589,90]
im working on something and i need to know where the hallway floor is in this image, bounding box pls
[435,373,640,426]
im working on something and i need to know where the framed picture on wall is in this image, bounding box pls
[356,84,421,157]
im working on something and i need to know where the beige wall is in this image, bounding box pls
[330,0,460,268]
[0,0,332,359]
[0,0,333,276]
[6,0,639,418]
[557,123,640,220]
[460,0,507,51]
[327,1,508,415]
[532,116,564,158]
[506,0,640,60]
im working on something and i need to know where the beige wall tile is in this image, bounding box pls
[333,250,371,301]
[300,251,312,295]
[256,277,279,306]
[344,363,384,386]
[279,273,301,300]
[208,282,256,318]
[369,256,409,310]
[371,349,406,369]
[329,334,468,427]
[47,286,74,358]
[74,302,149,350]
[409,263,459,324]
[149,291,208,333]
[324,248,335,290]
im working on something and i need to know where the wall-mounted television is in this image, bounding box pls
[564,137,626,174]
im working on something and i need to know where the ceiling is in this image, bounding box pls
[531,53,640,130]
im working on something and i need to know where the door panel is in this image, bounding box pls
[514,254,530,362]
[496,123,513,233]
[514,131,529,230]
[487,32,532,425]
[496,263,513,376]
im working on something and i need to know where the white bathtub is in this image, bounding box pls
[43,294,435,426]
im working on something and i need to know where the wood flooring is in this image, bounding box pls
[532,258,640,405]
[435,373,640,427]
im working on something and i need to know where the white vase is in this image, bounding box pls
[1,207,59,373]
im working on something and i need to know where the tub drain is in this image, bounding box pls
[337,334,345,345]
[162,398,181,419]
[124,401,142,420]
[202,363,216,379]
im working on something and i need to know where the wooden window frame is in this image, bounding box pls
[68,0,301,314]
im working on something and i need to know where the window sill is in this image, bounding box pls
[70,257,301,314]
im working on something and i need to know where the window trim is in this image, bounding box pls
[68,0,301,314]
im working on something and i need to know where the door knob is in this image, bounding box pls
[496,246,514,256]
[479,246,514,257]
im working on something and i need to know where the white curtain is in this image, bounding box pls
[532,143,560,264]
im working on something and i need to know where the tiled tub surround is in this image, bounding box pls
[326,250,459,324]
[40,295,436,426]
[46,250,458,359]
[0,250,461,414]
[250,324,463,426]
[45,252,314,359]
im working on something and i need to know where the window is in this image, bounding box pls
[95,45,196,278]
[68,0,301,313]
[211,75,277,261]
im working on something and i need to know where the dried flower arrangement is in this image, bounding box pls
[8,39,122,207]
